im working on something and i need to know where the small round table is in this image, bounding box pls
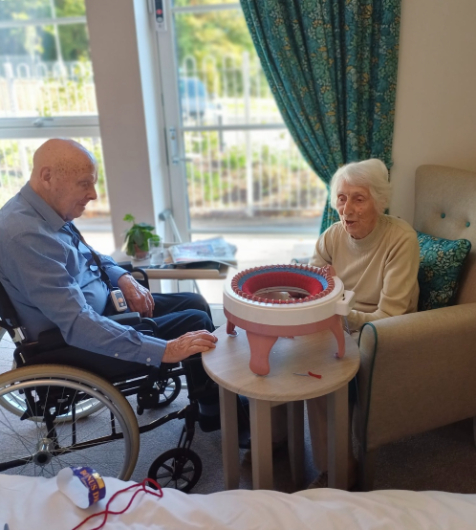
[202,324,360,491]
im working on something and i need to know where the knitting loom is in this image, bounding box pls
[223,264,355,375]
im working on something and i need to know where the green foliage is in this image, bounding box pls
[123,214,157,257]
[0,0,89,61]
[175,8,254,96]
[37,58,92,117]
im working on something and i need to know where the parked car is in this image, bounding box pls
[179,77,217,121]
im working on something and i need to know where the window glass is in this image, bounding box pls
[175,10,281,126]
[0,0,86,22]
[0,137,108,214]
[0,1,94,118]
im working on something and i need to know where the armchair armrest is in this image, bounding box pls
[357,303,476,453]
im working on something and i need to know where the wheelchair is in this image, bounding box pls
[0,268,217,493]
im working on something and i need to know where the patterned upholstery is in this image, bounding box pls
[417,231,471,311]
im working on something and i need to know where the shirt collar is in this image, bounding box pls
[20,182,66,232]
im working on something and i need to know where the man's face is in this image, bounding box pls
[48,162,98,222]
[336,182,379,239]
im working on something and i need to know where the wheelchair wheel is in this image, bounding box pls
[0,334,105,420]
[148,447,202,493]
[154,374,182,407]
[0,364,140,480]
[0,368,105,421]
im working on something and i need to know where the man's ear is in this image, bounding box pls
[39,166,52,188]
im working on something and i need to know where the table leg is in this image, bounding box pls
[327,384,348,489]
[287,401,304,490]
[306,396,328,473]
[249,398,273,490]
[219,386,240,490]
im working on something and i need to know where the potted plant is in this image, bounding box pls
[123,214,159,260]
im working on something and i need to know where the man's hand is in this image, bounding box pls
[163,330,218,363]
[117,274,155,317]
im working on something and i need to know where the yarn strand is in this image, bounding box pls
[71,478,164,530]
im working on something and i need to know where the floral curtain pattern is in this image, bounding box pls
[240,0,402,232]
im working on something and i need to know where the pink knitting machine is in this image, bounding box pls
[223,264,355,376]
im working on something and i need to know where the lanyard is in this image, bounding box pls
[63,222,115,292]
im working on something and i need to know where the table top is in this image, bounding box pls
[143,265,228,280]
[111,249,229,279]
[202,324,360,402]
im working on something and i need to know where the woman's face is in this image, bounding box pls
[336,181,379,239]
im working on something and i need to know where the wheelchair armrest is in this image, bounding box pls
[108,312,142,326]
[117,262,150,290]
[37,327,67,350]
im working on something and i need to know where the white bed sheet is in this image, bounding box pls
[1,475,476,530]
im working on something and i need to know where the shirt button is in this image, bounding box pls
[115,353,119,357]
[146,357,151,363]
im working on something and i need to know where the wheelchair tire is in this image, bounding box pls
[0,333,107,421]
[0,354,105,420]
[148,447,202,493]
[154,374,182,407]
[0,364,140,480]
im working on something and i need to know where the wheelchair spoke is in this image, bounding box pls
[0,366,139,480]
[155,464,174,478]
[0,456,34,472]
[0,406,36,457]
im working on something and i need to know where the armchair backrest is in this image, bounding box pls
[413,165,476,305]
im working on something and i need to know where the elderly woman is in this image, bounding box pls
[310,158,420,333]
[307,158,420,488]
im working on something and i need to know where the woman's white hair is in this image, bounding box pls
[329,159,392,213]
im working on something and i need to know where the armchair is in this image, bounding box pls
[356,164,476,490]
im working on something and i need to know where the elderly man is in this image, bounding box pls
[0,139,220,424]
[307,158,420,488]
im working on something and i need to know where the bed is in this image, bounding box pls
[1,474,476,529]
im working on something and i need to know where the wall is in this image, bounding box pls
[85,0,169,249]
[390,0,476,223]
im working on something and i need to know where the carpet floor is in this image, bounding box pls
[133,388,476,494]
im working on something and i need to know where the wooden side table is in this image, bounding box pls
[202,324,360,491]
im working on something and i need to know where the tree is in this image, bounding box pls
[0,0,88,62]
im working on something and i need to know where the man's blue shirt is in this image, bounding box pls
[0,183,165,366]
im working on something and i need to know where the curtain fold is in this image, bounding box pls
[240,0,402,232]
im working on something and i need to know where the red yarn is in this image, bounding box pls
[241,271,324,297]
[71,478,163,530]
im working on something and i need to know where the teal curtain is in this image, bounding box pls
[240,0,401,232]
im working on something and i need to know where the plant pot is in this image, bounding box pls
[133,244,149,261]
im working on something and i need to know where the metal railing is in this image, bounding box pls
[180,52,325,219]
[0,59,96,117]
[0,56,326,220]
[0,137,109,215]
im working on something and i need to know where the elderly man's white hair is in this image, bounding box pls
[330,159,392,213]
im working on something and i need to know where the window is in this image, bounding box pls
[0,0,109,217]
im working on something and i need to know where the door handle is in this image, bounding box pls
[169,127,192,164]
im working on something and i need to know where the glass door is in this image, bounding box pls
[154,0,325,240]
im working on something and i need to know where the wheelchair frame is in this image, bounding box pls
[0,268,212,492]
